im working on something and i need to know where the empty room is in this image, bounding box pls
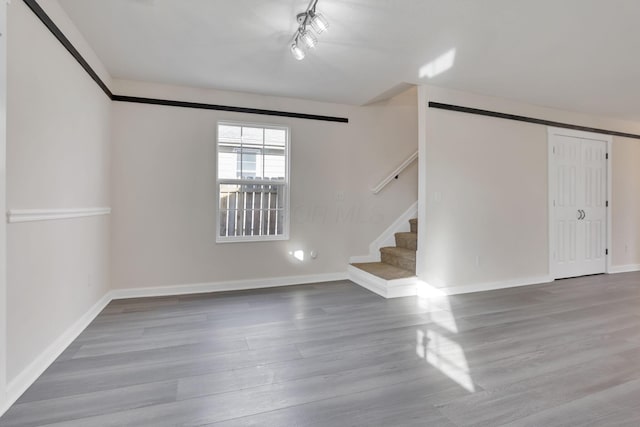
[1,0,640,425]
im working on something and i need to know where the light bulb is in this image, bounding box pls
[290,42,305,60]
[310,12,329,34]
[300,30,317,49]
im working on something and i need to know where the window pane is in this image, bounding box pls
[263,154,285,179]
[219,184,239,209]
[242,127,264,149]
[219,125,241,143]
[218,152,238,179]
[217,123,288,241]
[265,128,286,147]
[218,124,287,181]
[218,183,286,237]
[238,150,257,179]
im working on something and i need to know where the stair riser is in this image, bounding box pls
[381,252,416,273]
[395,234,417,250]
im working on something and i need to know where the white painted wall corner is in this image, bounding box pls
[0,292,111,417]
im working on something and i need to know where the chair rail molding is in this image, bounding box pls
[7,207,111,223]
[371,151,418,195]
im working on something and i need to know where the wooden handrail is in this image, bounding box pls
[371,150,418,194]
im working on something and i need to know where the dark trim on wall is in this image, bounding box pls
[21,0,349,124]
[428,102,640,140]
[23,0,113,98]
[112,96,350,123]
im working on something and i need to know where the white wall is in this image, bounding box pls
[0,0,7,412]
[611,137,640,268]
[6,0,111,384]
[38,0,112,89]
[111,79,418,290]
[419,85,640,291]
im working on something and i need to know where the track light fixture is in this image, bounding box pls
[290,42,306,60]
[290,0,329,60]
[300,29,317,49]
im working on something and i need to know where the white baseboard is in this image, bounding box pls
[349,201,417,264]
[608,264,640,274]
[348,265,387,297]
[1,292,112,416]
[347,265,418,299]
[420,275,554,296]
[349,265,553,299]
[110,272,349,300]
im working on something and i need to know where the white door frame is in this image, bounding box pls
[548,127,613,279]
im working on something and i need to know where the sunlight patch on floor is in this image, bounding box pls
[416,328,475,392]
[415,281,475,392]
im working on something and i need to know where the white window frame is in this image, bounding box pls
[215,121,291,243]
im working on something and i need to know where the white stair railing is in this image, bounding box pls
[371,150,418,195]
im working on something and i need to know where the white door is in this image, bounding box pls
[549,128,608,279]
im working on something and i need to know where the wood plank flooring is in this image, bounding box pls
[2,273,640,426]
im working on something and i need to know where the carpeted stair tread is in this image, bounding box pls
[394,232,417,250]
[351,262,415,280]
[352,218,418,281]
[380,246,416,260]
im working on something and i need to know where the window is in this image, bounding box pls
[216,122,290,242]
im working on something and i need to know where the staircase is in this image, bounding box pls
[348,218,419,298]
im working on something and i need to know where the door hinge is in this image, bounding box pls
[553,146,556,154]
[606,200,609,207]
[606,249,609,255]
[606,153,609,159]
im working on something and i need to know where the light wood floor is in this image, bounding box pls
[2,273,640,426]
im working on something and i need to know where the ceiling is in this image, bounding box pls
[56,0,640,120]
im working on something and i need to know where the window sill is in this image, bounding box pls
[216,234,290,244]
